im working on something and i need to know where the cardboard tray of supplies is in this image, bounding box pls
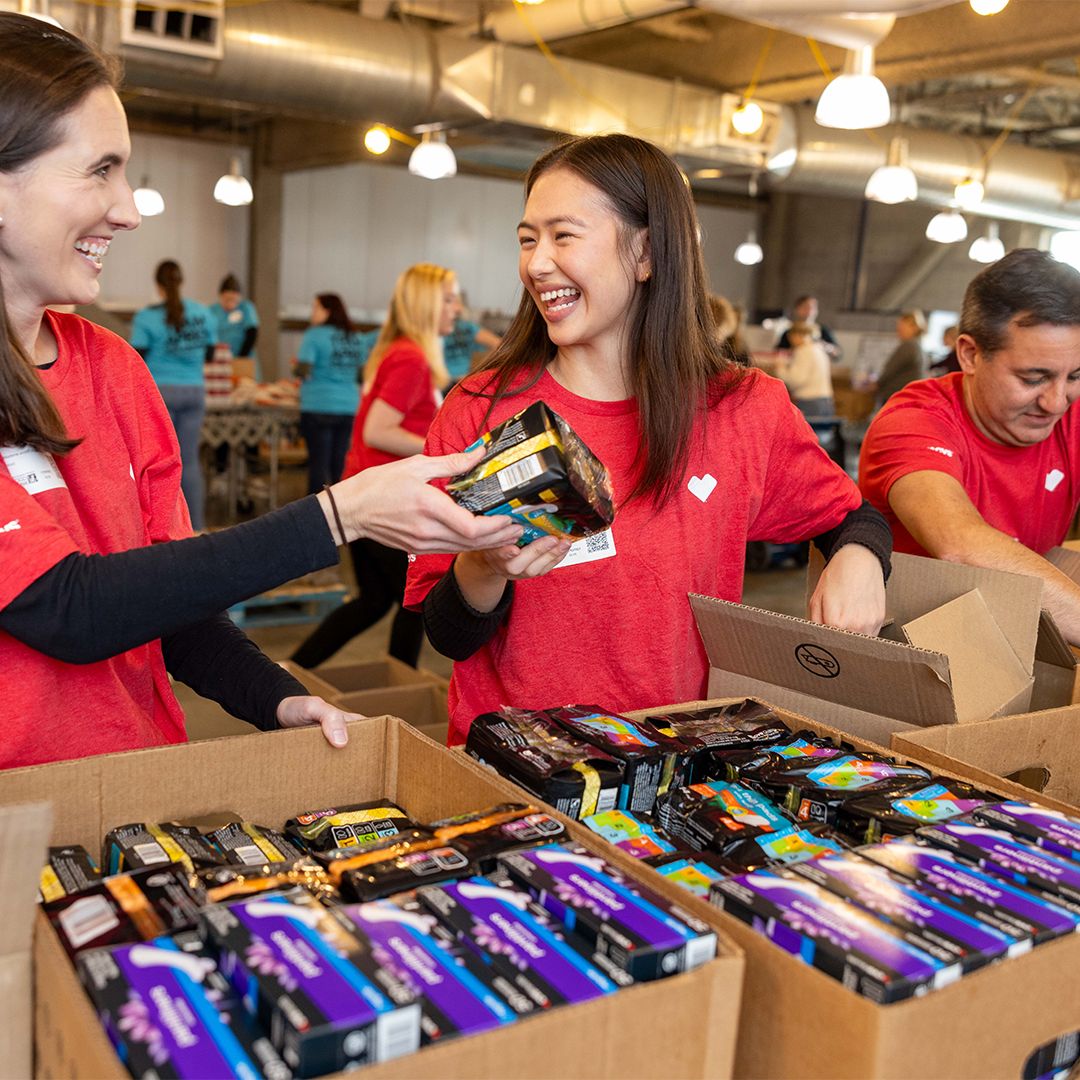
[690,552,1078,749]
[0,717,742,1080]
[466,696,1080,1080]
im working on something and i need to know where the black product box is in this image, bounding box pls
[971,802,1080,864]
[44,865,206,959]
[498,843,717,980]
[40,844,100,902]
[197,890,421,1077]
[209,822,307,867]
[283,800,420,854]
[338,843,473,903]
[446,401,614,543]
[103,822,224,874]
[465,708,623,820]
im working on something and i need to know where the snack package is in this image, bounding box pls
[444,812,569,873]
[40,845,101,903]
[794,853,1025,971]
[710,869,960,1004]
[337,844,473,903]
[656,780,793,854]
[446,401,615,543]
[859,841,1080,946]
[198,890,421,1077]
[715,825,848,874]
[497,843,717,980]
[466,708,623,820]
[103,822,225,875]
[835,780,990,844]
[339,900,521,1043]
[417,876,620,1007]
[197,859,335,905]
[971,802,1080,864]
[581,809,684,860]
[78,932,291,1080]
[646,853,729,899]
[719,734,844,784]
[209,822,307,868]
[321,833,451,889]
[545,706,694,811]
[44,865,206,960]
[283,800,420,854]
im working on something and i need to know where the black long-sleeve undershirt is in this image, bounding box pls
[238,327,258,358]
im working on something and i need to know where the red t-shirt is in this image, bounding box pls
[404,367,862,744]
[859,373,1080,556]
[342,338,438,477]
[0,311,192,769]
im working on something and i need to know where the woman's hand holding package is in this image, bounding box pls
[320,447,523,554]
[807,543,886,637]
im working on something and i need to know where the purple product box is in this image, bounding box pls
[859,841,1080,946]
[197,891,420,1077]
[710,869,960,1004]
[972,803,1080,864]
[417,876,620,1009]
[340,901,520,1044]
[793,852,1026,971]
[497,844,717,980]
[921,822,1080,907]
[77,934,291,1079]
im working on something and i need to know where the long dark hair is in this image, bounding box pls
[471,133,748,506]
[316,293,354,335]
[155,260,184,330]
[0,13,118,455]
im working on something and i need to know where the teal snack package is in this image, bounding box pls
[582,809,684,860]
[447,401,615,544]
[836,780,991,844]
[656,780,794,855]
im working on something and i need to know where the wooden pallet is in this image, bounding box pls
[227,584,349,628]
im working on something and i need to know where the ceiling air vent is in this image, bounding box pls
[120,0,225,60]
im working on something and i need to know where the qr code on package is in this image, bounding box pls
[556,527,616,570]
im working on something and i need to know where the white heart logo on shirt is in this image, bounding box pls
[1046,469,1065,493]
[688,473,717,503]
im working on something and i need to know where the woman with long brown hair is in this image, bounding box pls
[406,133,892,745]
[0,13,519,769]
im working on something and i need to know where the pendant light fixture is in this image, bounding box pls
[133,176,165,217]
[970,0,1008,14]
[734,231,764,266]
[969,221,1005,263]
[953,176,985,210]
[864,137,918,204]
[408,132,457,180]
[815,46,891,130]
[363,125,392,155]
[925,209,968,244]
[731,100,765,136]
[213,156,253,207]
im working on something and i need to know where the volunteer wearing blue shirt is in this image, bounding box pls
[296,293,370,493]
[130,260,215,530]
[442,312,501,384]
[208,273,260,378]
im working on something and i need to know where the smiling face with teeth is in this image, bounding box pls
[517,167,649,384]
[0,85,139,336]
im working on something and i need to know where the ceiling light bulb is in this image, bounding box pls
[732,101,765,136]
[925,209,968,244]
[969,222,1004,263]
[363,125,391,155]
[954,176,985,210]
[734,232,763,266]
[133,178,165,217]
[213,156,253,207]
[865,138,917,204]
[408,132,457,180]
[815,46,891,130]
[970,0,1008,14]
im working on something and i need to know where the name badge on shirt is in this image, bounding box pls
[228,310,244,324]
[555,527,617,570]
[0,444,68,494]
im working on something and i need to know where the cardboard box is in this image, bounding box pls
[690,552,1077,748]
[894,704,1080,816]
[0,719,741,1080]
[312,658,446,696]
[336,684,450,746]
[468,697,1080,1079]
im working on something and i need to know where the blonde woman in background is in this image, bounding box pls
[292,263,459,669]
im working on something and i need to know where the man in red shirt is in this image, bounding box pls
[859,249,1080,643]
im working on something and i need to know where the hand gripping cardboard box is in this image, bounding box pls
[689,551,1078,750]
[0,718,741,1080]
[467,697,1080,1080]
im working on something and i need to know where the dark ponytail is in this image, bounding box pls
[155,260,185,330]
[316,293,354,335]
[0,12,118,455]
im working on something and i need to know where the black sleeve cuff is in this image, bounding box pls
[422,561,513,661]
[813,500,893,582]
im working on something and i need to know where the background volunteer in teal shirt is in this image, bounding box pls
[208,272,260,378]
[130,259,215,530]
[296,292,371,493]
[441,290,501,384]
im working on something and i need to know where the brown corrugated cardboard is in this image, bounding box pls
[0,719,740,1080]
[312,657,447,695]
[276,659,342,701]
[894,705,1080,816]
[693,551,1075,747]
[467,696,1080,1079]
[0,803,52,1080]
[335,684,450,745]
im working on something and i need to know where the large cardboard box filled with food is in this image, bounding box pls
[461,696,1080,1080]
[0,718,743,1080]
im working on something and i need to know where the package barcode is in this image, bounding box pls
[584,532,611,553]
[58,894,119,948]
[375,1007,421,1062]
[497,454,543,492]
[683,931,717,971]
[234,844,267,866]
[133,842,170,865]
